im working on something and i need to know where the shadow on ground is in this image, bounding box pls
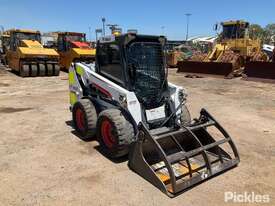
[65,119,128,164]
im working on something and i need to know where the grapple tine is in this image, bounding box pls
[128,109,240,197]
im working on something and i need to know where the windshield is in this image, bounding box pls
[15,32,41,42]
[222,25,246,39]
[126,42,166,108]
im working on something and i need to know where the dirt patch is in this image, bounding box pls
[0,107,33,113]
[0,83,10,87]
[0,67,7,75]
[0,68,274,206]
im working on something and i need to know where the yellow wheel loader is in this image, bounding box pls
[5,29,60,77]
[178,20,268,78]
[57,32,96,71]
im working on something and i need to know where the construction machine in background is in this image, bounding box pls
[243,42,275,81]
[166,44,194,67]
[178,20,268,78]
[5,29,60,77]
[0,32,10,64]
[57,32,96,71]
[68,33,240,197]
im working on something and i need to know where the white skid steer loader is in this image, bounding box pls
[68,33,240,197]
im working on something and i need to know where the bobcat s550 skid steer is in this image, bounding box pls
[69,33,240,197]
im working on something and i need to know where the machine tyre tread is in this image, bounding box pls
[47,64,54,76]
[38,64,46,76]
[97,109,134,158]
[20,64,29,77]
[30,64,38,77]
[53,64,60,76]
[72,99,98,140]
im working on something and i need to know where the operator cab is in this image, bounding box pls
[9,30,41,51]
[221,20,249,40]
[57,32,89,52]
[96,33,168,109]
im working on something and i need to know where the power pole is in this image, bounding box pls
[102,17,106,37]
[185,13,192,40]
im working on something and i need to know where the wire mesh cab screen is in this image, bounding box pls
[126,42,166,109]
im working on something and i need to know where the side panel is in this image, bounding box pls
[168,82,185,117]
[69,63,143,124]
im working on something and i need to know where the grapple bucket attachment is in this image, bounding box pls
[244,62,275,80]
[177,61,235,78]
[128,109,240,197]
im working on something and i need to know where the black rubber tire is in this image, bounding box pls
[30,64,38,77]
[180,104,191,126]
[38,64,46,76]
[46,64,54,76]
[20,64,29,77]
[97,109,134,158]
[53,64,60,76]
[72,99,97,140]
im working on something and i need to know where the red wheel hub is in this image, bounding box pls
[101,119,115,148]
[75,108,85,130]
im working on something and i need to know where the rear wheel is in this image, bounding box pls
[180,105,191,126]
[53,64,60,76]
[46,64,54,76]
[72,99,97,140]
[30,64,38,77]
[38,64,46,76]
[97,109,134,158]
[20,64,29,77]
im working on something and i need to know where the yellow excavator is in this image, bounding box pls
[5,29,60,77]
[178,20,268,78]
[57,32,96,70]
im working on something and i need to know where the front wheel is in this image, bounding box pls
[97,109,134,158]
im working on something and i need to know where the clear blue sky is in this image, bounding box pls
[0,0,275,40]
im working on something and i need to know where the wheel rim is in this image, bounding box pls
[101,119,115,148]
[75,108,85,130]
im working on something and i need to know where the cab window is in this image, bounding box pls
[97,43,124,85]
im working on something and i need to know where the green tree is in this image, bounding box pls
[249,24,265,40]
[264,24,275,44]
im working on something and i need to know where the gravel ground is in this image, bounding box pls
[0,66,274,206]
